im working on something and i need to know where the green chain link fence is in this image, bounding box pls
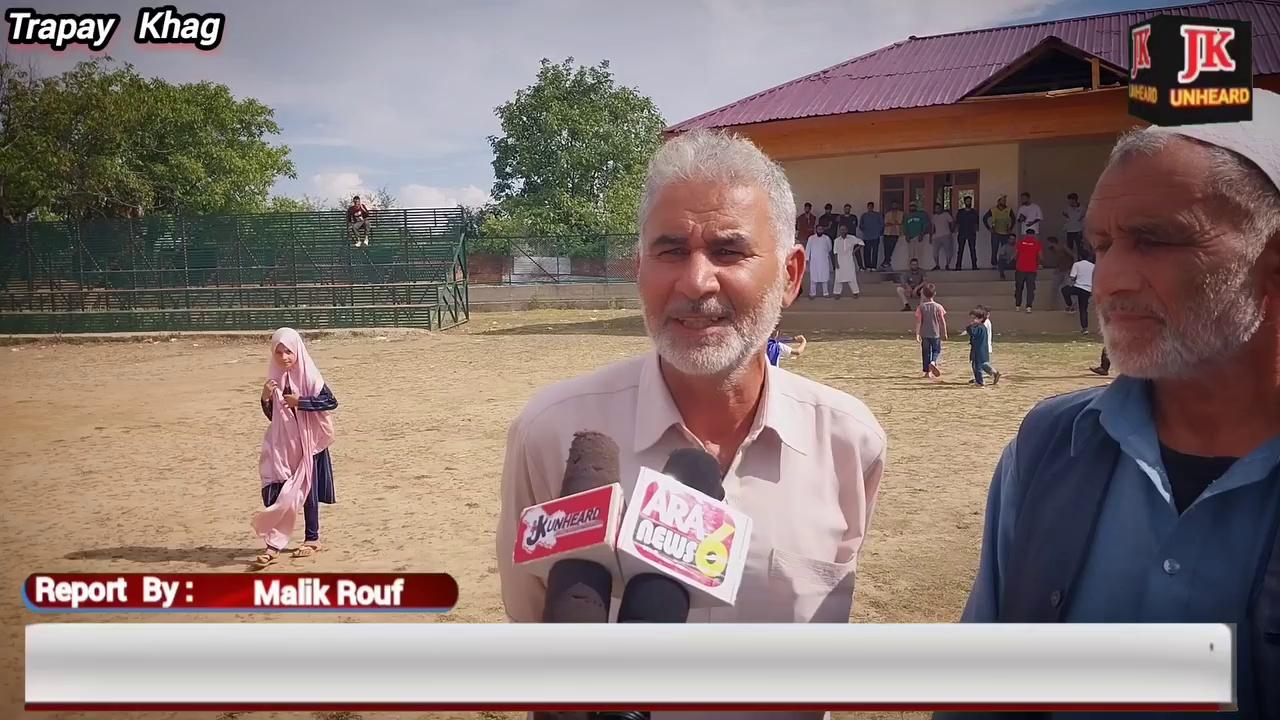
[0,208,468,334]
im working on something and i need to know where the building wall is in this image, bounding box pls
[783,143,1021,214]
[1018,135,1118,242]
[737,88,1136,161]
[783,144,1020,267]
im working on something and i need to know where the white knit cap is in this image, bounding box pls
[1142,89,1280,196]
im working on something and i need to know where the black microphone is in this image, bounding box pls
[532,432,623,720]
[540,431,621,624]
[616,447,723,623]
[597,449,723,720]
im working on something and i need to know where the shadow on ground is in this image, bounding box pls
[480,315,648,337]
[65,546,261,568]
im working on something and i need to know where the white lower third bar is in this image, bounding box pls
[26,623,1234,710]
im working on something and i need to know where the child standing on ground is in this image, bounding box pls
[253,327,339,570]
[914,283,947,378]
[766,330,807,366]
[962,307,1001,387]
[961,304,997,384]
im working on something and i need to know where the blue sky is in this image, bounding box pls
[9,0,1191,208]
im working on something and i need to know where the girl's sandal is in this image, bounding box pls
[251,550,278,570]
[292,544,322,558]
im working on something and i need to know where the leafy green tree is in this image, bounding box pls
[0,57,294,222]
[137,78,294,215]
[267,195,328,213]
[487,58,664,242]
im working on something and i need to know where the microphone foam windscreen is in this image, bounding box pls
[661,447,724,501]
[560,431,621,497]
[617,572,692,623]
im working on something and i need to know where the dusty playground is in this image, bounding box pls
[0,309,1110,720]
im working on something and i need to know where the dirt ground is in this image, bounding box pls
[0,310,1110,720]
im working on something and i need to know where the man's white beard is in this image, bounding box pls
[1101,261,1265,379]
[644,274,788,377]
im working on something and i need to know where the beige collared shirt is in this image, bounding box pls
[497,351,886,720]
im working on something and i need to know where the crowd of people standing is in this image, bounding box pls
[796,192,1097,331]
[795,191,1086,277]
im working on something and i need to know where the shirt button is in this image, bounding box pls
[1163,558,1181,575]
[1049,590,1062,608]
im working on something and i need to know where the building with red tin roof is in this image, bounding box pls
[669,0,1280,268]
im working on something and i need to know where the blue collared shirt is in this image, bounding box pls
[963,376,1280,719]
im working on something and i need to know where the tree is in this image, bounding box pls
[0,57,295,222]
[267,195,327,213]
[137,78,295,215]
[371,185,396,211]
[488,58,664,241]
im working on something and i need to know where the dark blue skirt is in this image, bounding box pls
[312,449,336,504]
[262,449,336,505]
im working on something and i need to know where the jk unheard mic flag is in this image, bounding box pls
[512,431,626,623]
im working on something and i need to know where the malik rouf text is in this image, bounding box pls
[255,577,407,607]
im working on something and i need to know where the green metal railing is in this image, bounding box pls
[466,234,639,284]
[0,208,469,334]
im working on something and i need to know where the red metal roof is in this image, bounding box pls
[669,0,1280,132]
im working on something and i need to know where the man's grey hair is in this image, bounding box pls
[638,130,796,261]
[1108,129,1280,246]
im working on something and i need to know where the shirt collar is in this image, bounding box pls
[1072,375,1280,499]
[1070,375,1148,457]
[1072,374,1276,463]
[633,351,813,456]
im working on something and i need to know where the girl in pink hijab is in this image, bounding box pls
[252,328,338,569]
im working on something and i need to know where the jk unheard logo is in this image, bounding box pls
[5,5,224,52]
[1129,14,1252,126]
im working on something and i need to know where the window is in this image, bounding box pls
[933,174,954,211]
[881,170,981,215]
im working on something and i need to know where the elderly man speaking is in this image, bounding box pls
[946,91,1280,719]
[497,130,886,715]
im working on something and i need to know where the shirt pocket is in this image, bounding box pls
[768,548,857,624]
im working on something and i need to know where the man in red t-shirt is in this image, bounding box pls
[346,195,371,247]
[1013,229,1043,313]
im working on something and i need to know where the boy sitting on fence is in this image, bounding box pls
[347,196,372,247]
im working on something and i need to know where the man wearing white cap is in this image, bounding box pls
[942,91,1280,719]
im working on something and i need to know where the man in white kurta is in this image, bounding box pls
[832,230,861,298]
[804,231,833,298]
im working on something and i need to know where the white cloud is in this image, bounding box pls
[31,0,1073,191]
[310,172,370,202]
[399,184,492,209]
[303,174,489,208]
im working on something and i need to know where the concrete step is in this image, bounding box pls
[811,283,1051,298]
[780,308,1093,336]
[793,294,1096,314]
[851,268,1052,284]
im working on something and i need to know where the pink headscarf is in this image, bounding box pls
[252,328,336,550]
